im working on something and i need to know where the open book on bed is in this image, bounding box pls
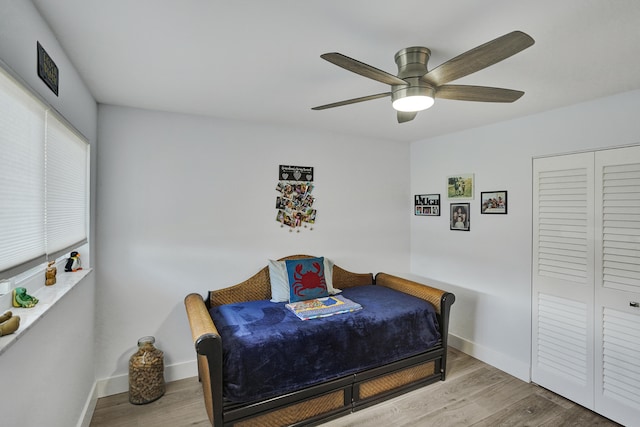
[285,295,362,320]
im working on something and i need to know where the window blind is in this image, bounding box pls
[0,65,88,280]
[45,111,88,259]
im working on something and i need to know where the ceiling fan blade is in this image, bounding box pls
[321,53,407,86]
[311,92,390,110]
[397,111,417,123]
[422,31,534,86]
[436,85,524,102]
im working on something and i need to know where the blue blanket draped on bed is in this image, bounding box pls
[209,285,441,402]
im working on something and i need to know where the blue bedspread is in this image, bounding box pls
[209,285,441,402]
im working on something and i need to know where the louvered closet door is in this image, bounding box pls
[594,146,640,426]
[532,153,595,408]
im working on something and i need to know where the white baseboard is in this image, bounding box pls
[165,359,199,384]
[77,381,98,427]
[78,360,198,425]
[95,359,199,398]
[448,333,531,382]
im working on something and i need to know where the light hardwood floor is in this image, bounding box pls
[90,347,622,427]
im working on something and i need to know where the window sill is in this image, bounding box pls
[0,268,92,356]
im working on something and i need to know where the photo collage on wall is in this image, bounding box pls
[276,165,316,232]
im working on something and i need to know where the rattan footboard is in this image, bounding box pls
[184,256,455,426]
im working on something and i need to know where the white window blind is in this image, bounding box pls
[45,112,88,259]
[0,65,88,279]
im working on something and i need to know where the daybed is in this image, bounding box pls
[184,255,455,426]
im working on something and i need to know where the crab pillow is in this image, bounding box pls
[285,256,329,303]
[269,257,339,302]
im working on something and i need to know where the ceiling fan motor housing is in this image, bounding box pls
[392,46,435,110]
[394,46,431,79]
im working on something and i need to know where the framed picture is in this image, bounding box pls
[450,203,470,231]
[481,191,508,214]
[447,174,474,199]
[414,194,440,216]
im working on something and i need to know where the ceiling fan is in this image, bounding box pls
[312,31,535,123]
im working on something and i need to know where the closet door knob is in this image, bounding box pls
[631,301,640,308]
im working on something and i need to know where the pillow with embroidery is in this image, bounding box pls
[269,257,338,302]
[285,257,329,302]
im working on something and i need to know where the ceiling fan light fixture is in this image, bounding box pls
[392,95,434,112]
[392,85,435,112]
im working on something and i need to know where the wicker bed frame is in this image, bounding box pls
[184,255,455,426]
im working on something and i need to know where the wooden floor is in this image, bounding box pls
[90,347,622,427]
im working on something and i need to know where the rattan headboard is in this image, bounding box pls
[208,255,373,307]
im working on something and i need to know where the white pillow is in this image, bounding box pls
[268,257,340,302]
[268,259,290,302]
[323,257,340,295]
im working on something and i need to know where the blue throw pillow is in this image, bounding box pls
[285,257,329,302]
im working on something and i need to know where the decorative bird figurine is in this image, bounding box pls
[65,251,82,272]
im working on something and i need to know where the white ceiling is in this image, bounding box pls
[32,0,640,143]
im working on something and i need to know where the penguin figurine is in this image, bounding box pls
[65,251,82,272]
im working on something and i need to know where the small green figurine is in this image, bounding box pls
[12,287,39,308]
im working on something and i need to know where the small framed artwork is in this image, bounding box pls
[481,191,508,214]
[414,194,440,216]
[450,203,470,231]
[447,174,474,199]
[37,42,59,96]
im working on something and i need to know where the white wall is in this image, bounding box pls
[95,105,410,392]
[410,89,640,381]
[0,1,98,426]
[7,4,639,421]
